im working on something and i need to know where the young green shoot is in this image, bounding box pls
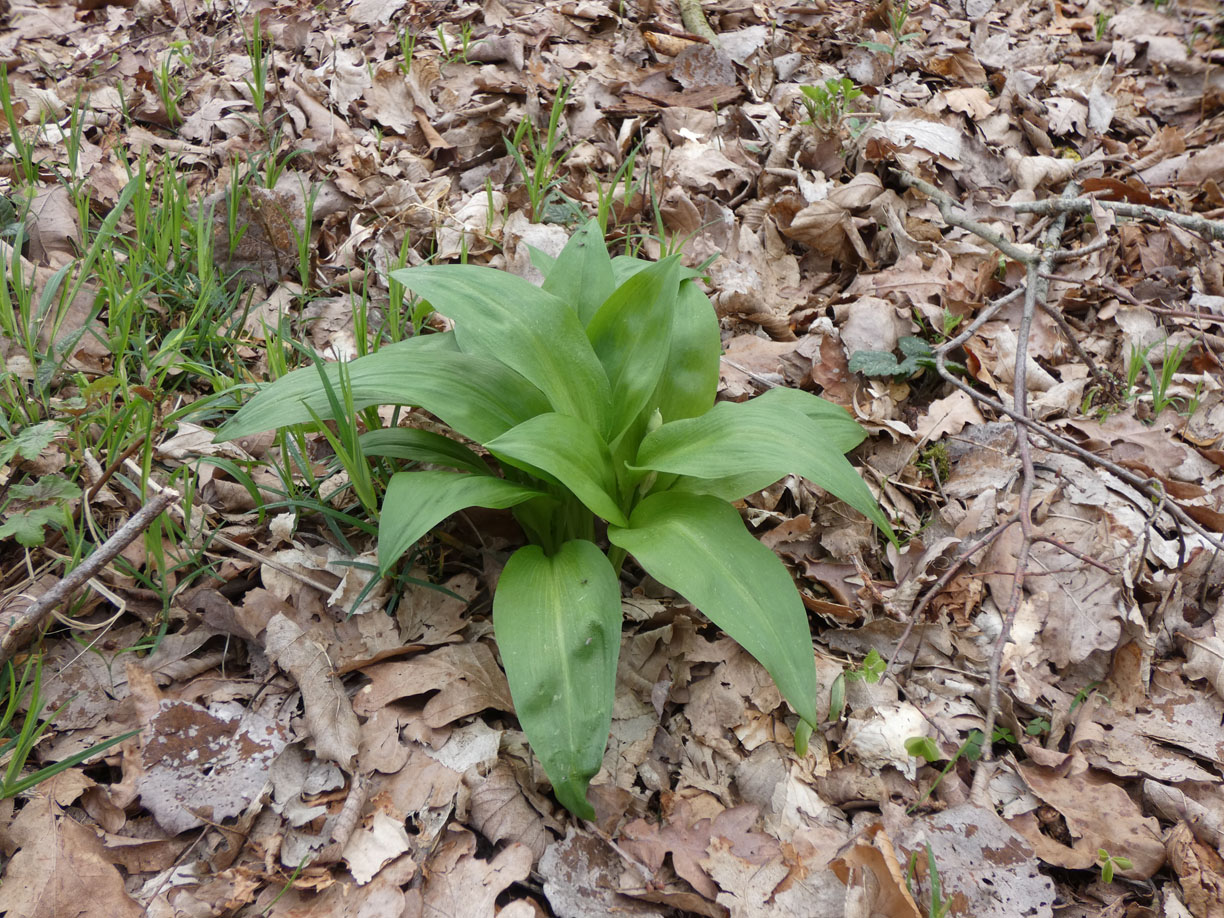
[505,83,573,222]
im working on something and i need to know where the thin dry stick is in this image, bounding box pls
[893,176,1224,554]
[890,172,1224,797]
[883,511,1021,680]
[311,773,367,866]
[896,172,1114,389]
[127,459,340,596]
[1010,197,1224,242]
[0,489,179,667]
[676,0,719,44]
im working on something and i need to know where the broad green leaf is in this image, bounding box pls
[493,540,621,819]
[378,471,545,572]
[358,428,489,475]
[609,254,653,285]
[216,340,549,444]
[749,386,866,451]
[652,280,720,423]
[542,219,615,326]
[667,469,785,501]
[635,397,893,536]
[610,255,703,286]
[848,349,907,378]
[389,265,612,434]
[0,506,60,547]
[608,492,819,726]
[10,476,81,502]
[586,256,680,439]
[527,245,557,278]
[0,420,64,465]
[485,413,628,527]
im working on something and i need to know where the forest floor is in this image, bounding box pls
[1,0,1224,915]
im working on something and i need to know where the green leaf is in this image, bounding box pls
[608,491,819,726]
[851,338,937,378]
[542,219,616,326]
[10,476,82,502]
[636,396,893,537]
[389,264,612,435]
[652,280,720,423]
[493,540,621,819]
[848,349,904,377]
[586,256,680,440]
[485,413,628,527]
[216,338,550,444]
[378,471,545,573]
[749,387,867,451]
[357,428,489,475]
[610,254,702,286]
[904,735,941,762]
[898,336,933,358]
[0,506,61,547]
[609,254,653,285]
[0,421,64,465]
[527,245,557,278]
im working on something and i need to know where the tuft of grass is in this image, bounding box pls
[0,655,138,799]
[505,82,573,222]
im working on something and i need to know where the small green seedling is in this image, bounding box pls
[1094,11,1111,40]
[1144,339,1190,415]
[850,336,965,378]
[799,78,863,133]
[1025,716,1050,737]
[505,83,573,222]
[436,20,481,64]
[860,0,923,56]
[397,27,417,76]
[154,42,193,128]
[905,730,987,812]
[827,648,885,720]
[244,12,273,123]
[1070,681,1103,714]
[906,842,952,918]
[849,648,886,683]
[1098,848,1132,883]
[217,220,893,817]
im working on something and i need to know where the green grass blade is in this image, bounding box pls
[215,337,550,444]
[378,470,545,573]
[492,540,621,819]
[389,264,612,434]
[485,412,627,527]
[5,729,139,799]
[608,491,819,727]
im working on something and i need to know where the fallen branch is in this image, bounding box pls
[0,488,179,667]
[1010,196,1224,242]
[891,169,1224,802]
[676,0,719,46]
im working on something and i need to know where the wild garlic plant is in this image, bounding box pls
[217,220,892,817]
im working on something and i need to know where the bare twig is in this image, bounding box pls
[1010,197,1224,242]
[883,512,1021,681]
[676,0,719,45]
[310,774,367,866]
[0,489,179,667]
[893,170,1224,800]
